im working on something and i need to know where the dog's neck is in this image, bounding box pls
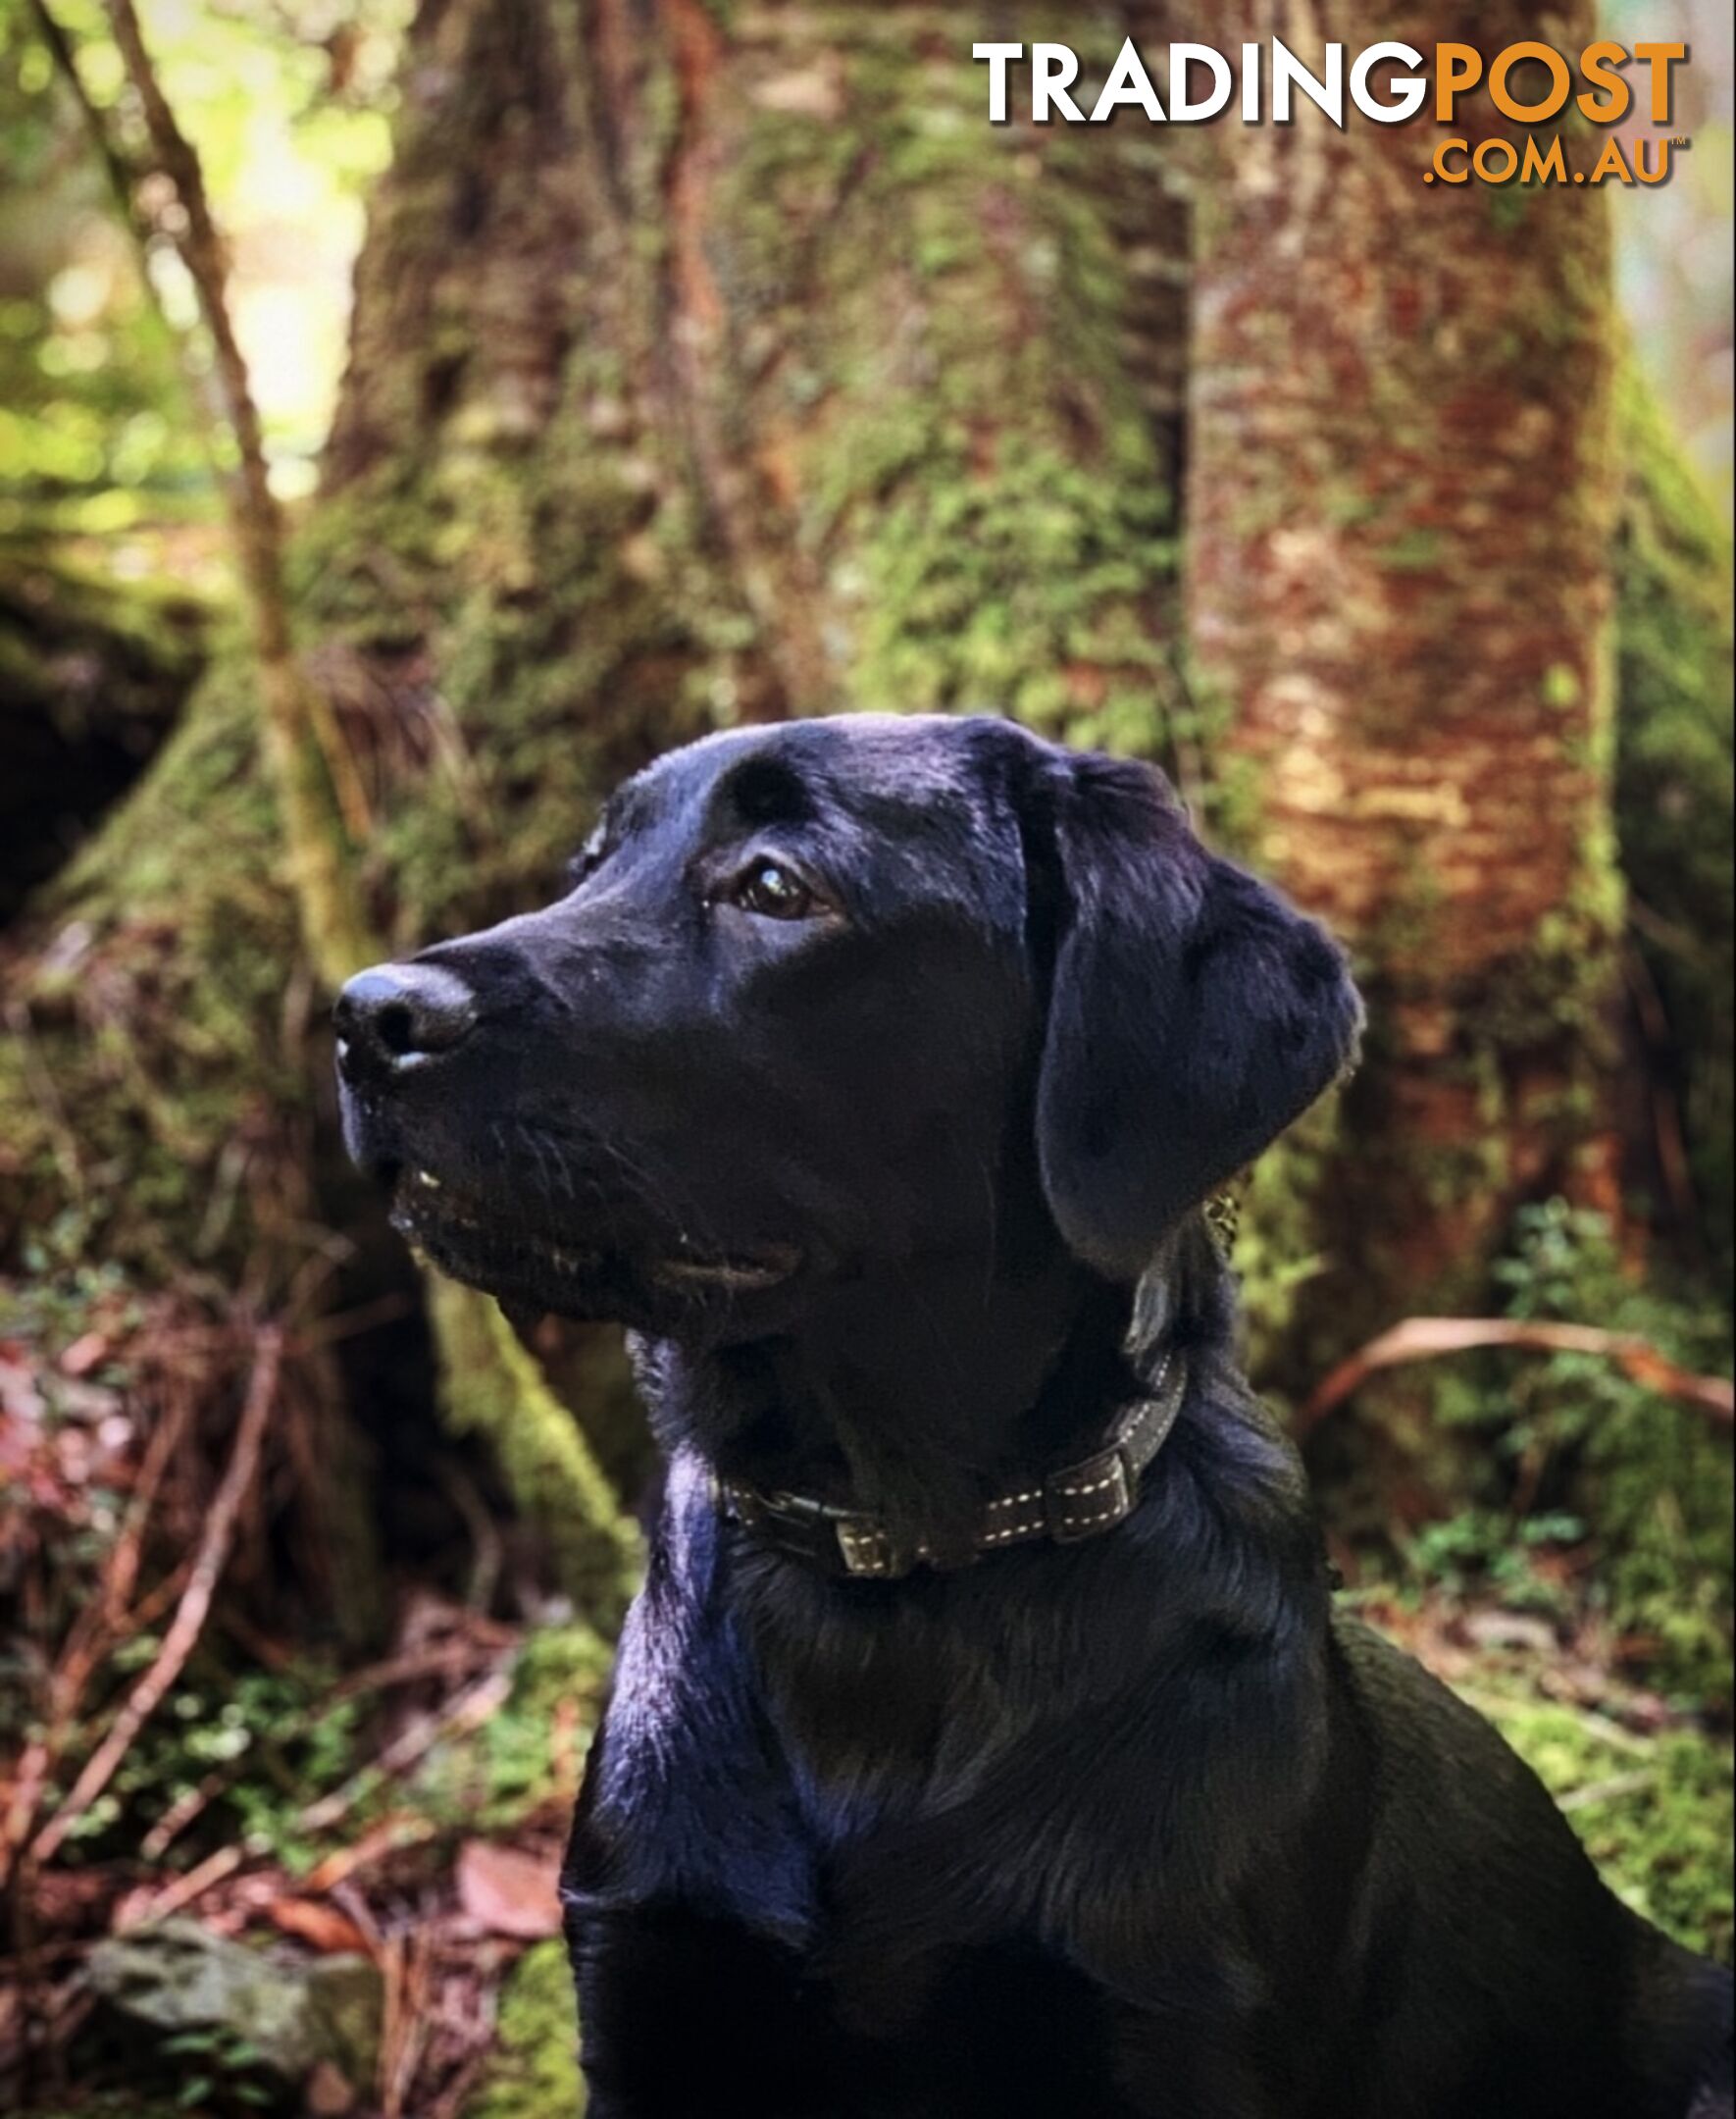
[639,1215,1228,1548]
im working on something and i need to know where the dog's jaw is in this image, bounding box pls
[386,1163,805,1331]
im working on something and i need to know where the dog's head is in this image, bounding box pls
[337,716,1359,1336]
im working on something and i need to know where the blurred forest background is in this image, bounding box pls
[0,2,1731,2113]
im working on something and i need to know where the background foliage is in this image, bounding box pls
[0,5,1730,2113]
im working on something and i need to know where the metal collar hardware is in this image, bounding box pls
[710,1352,1186,1580]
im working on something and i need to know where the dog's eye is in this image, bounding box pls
[731,859,819,920]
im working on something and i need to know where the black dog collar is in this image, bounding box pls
[710,1351,1187,1580]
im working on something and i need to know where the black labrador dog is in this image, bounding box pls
[336,714,1731,2119]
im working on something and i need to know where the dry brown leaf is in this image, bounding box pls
[455,1839,561,1939]
[305,2059,362,2116]
[60,1332,111,1378]
[303,1812,436,1895]
[267,1896,373,1956]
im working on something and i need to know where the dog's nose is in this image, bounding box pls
[334,961,477,1079]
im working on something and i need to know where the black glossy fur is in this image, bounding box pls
[337,715,1732,2118]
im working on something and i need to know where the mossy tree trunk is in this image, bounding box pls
[1187,0,1623,1337]
[310,0,1190,812]
[0,552,206,924]
[1611,375,1735,1281]
[1,1,1194,1625]
[5,0,1717,1598]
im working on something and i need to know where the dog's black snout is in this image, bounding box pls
[334,961,478,1079]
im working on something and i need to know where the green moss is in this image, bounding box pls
[1234,1092,1345,1386]
[1470,863,1625,1056]
[1612,368,1735,1273]
[5,2,1183,1642]
[465,1941,586,2119]
[0,548,206,712]
[699,13,1184,744]
[1448,1201,1735,1699]
[0,651,298,1275]
[413,1620,612,1832]
[1476,1686,1733,1962]
[430,1277,642,1624]
[286,386,742,953]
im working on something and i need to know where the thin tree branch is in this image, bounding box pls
[1299,1318,1736,1439]
[0,1380,196,1893]
[33,0,641,1628]
[30,1328,283,1866]
[88,0,374,985]
[102,0,281,637]
[1621,939,1704,1253]
[136,1632,503,1862]
[23,0,150,248]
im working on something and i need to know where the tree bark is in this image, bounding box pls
[0,551,204,924]
[0,2,1194,1624]
[2,0,1193,1250]
[1611,375,1735,1280]
[3,0,1717,1528]
[1187,1,1622,1329]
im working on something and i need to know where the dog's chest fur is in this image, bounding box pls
[576,1444,1326,1973]
[563,1422,1730,2118]
[585,1458,1033,1938]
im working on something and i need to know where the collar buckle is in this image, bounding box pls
[833,1516,917,1579]
[1045,1443,1136,1542]
[713,1355,1186,1577]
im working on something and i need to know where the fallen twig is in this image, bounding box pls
[382,1928,434,2119]
[139,1635,503,1863]
[1299,1318,1735,1438]
[116,1843,246,1932]
[0,1378,197,1894]
[295,1665,514,1836]
[426,2046,492,2119]
[1558,1769,1657,1814]
[286,1291,416,1356]
[304,1816,439,1897]
[55,1380,197,1716]
[1451,1687,1658,1759]
[32,1329,283,1867]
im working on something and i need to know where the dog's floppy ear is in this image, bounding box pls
[1033,750,1361,1280]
